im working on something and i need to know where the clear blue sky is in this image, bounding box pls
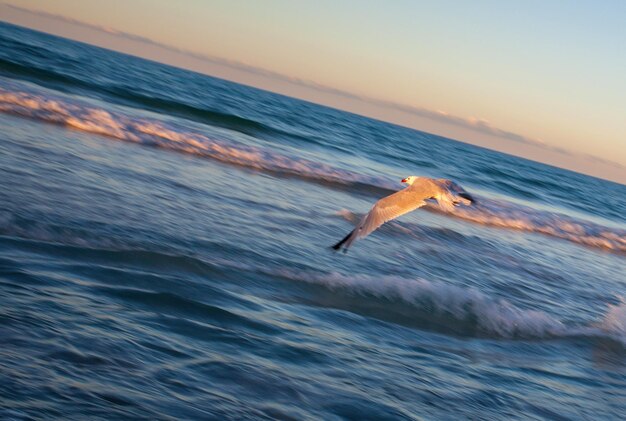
[2,0,626,182]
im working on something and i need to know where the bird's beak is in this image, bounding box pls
[401,178,408,183]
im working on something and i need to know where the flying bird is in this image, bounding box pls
[332,176,474,252]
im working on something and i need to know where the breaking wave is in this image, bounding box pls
[1,81,624,253]
[0,81,393,193]
[272,268,626,346]
[450,198,626,252]
[0,53,316,143]
[337,196,626,254]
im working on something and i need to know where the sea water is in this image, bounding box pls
[0,22,625,420]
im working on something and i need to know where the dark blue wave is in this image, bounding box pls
[0,56,302,142]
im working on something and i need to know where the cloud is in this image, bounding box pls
[4,3,623,171]
[0,4,553,148]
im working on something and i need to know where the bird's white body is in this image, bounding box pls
[332,176,474,252]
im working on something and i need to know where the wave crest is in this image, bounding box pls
[0,82,393,192]
[1,80,624,253]
[274,268,626,345]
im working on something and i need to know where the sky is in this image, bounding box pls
[2,1,626,183]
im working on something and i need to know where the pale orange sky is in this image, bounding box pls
[1,1,625,184]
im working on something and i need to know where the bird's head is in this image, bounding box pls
[401,176,419,185]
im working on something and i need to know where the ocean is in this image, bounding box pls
[0,21,624,420]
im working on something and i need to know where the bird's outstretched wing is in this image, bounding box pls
[435,179,475,205]
[332,188,427,251]
[333,177,474,252]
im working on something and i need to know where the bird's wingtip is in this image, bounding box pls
[332,229,355,252]
[459,192,476,204]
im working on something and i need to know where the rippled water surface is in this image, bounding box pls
[1,22,625,420]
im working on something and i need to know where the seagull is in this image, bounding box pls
[332,176,474,252]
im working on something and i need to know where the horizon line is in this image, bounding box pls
[1,3,624,175]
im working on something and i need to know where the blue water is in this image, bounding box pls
[1,22,625,420]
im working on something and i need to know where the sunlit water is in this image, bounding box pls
[1,22,625,420]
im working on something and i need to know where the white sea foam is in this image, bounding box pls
[337,195,626,253]
[273,268,626,345]
[0,83,392,190]
[599,297,626,344]
[450,198,626,252]
[1,81,624,253]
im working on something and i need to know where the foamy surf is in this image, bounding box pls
[337,195,626,253]
[4,23,626,420]
[272,268,626,346]
[1,79,624,254]
[0,80,393,191]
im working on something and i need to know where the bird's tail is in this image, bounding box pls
[331,229,355,252]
